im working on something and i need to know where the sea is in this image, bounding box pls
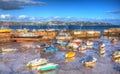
[2,25,120,33]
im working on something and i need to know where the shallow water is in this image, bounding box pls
[0,36,120,74]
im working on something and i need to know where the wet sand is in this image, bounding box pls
[0,36,120,74]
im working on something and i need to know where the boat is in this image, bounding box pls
[56,32,72,40]
[26,58,48,67]
[57,40,68,47]
[86,40,93,48]
[65,51,76,58]
[83,56,97,67]
[98,43,105,50]
[37,63,58,71]
[99,49,106,57]
[111,38,117,44]
[1,48,17,52]
[73,39,82,45]
[111,51,120,63]
[44,45,58,53]
[77,44,87,53]
[0,26,11,33]
[65,57,75,62]
[66,43,78,51]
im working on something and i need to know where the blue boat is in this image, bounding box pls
[45,46,58,53]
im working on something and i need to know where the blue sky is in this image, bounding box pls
[0,0,120,24]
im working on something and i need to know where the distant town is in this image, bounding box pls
[0,21,114,26]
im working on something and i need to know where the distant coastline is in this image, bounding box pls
[0,21,119,26]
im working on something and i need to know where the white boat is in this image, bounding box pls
[78,44,87,53]
[73,39,82,45]
[98,43,105,50]
[56,32,72,40]
[67,43,78,51]
[111,51,120,63]
[26,58,48,67]
[1,48,17,52]
[86,41,93,48]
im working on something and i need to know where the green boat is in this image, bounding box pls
[37,63,58,71]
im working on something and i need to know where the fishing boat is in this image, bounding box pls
[111,51,120,63]
[56,32,72,40]
[37,63,58,71]
[1,48,17,52]
[81,56,97,67]
[65,51,76,58]
[26,58,48,67]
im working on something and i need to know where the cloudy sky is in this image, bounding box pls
[0,0,120,24]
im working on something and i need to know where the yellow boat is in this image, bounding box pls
[0,29,11,33]
[65,57,75,62]
[65,51,76,58]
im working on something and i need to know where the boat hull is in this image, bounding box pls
[38,64,58,71]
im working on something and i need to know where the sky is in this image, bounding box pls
[0,0,120,24]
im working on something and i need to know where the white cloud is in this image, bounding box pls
[0,14,11,19]
[18,15,27,19]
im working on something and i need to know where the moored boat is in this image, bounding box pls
[26,58,48,67]
[73,39,82,45]
[83,56,97,67]
[86,40,93,48]
[1,48,17,52]
[37,63,58,71]
[65,51,76,58]
[44,45,58,53]
[57,40,68,47]
[111,51,120,63]
[111,38,117,44]
[77,44,87,53]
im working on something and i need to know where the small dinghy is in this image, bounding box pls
[86,41,93,48]
[111,51,120,63]
[111,38,117,44]
[80,56,97,67]
[1,48,18,52]
[57,40,68,47]
[37,63,58,71]
[26,58,48,67]
[65,51,76,58]
[73,39,82,45]
[98,43,106,57]
[44,45,58,53]
[77,44,87,53]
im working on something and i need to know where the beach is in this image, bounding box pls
[0,36,120,74]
